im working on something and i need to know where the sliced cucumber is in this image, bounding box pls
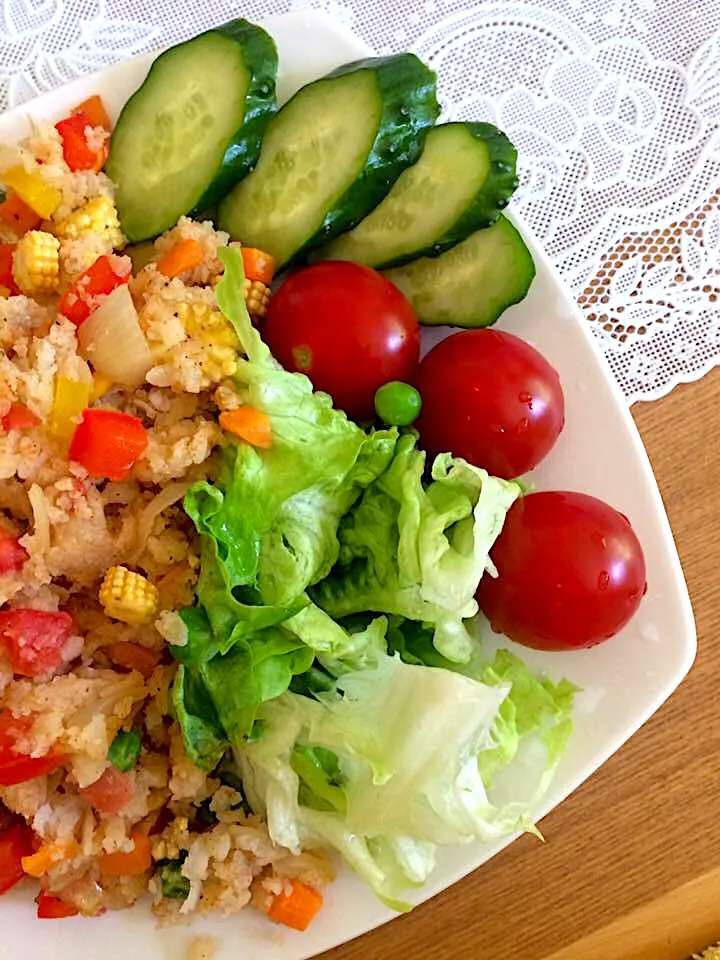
[318,122,518,269]
[383,216,535,328]
[217,54,439,268]
[106,20,277,242]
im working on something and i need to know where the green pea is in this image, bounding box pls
[157,858,190,900]
[107,729,142,772]
[374,381,422,427]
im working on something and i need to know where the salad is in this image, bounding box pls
[0,16,646,943]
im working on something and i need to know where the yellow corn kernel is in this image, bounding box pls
[3,165,61,219]
[177,302,237,348]
[12,230,60,296]
[54,195,126,251]
[99,566,159,626]
[176,301,239,381]
[244,278,271,319]
[50,375,91,439]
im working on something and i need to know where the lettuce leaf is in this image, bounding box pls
[235,650,575,907]
[312,433,520,663]
[174,248,397,757]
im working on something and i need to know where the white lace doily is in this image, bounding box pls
[2,0,719,404]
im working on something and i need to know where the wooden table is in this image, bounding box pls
[319,367,720,960]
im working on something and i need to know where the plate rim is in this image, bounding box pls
[0,10,697,960]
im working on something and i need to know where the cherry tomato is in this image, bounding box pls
[0,609,76,677]
[80,767,134,815]
[478,491,647,650]
[416,329,565,479]
[0,527,27,574]
[0,711,66,786]
[264,262,420,421]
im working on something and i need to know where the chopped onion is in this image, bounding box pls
[129,481,190,563]
[77,285,153,387]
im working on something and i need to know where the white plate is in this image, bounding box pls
[0,11,696,960]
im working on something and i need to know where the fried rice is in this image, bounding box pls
[0,117,334,929]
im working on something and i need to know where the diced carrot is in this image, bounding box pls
[219,407,272,449]
[240,247,276,286]
[267,881,324,931]
[72,95,111,132]
[156,238,205,278]
[22,839,80,877]
[103,642,161,678]
[0,192,42,235]
[98,833,151,877]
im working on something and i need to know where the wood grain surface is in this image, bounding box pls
[318,367,720,960]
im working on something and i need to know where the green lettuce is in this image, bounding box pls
[174,248,397,758]
[312,433,520,662]
[235,650,575,907]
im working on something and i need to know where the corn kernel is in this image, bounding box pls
[176,302,239,382]
[243,278,271,319]
[12,230,60,296]
[54,196,126,250]
[99,566,160,627]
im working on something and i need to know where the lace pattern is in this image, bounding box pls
[2,0,719,403]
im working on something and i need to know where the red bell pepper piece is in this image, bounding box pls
[68,408,147,481]
[36,890,80,919]
[0,244,19,296]
[71,95,111,132]
[55,112,108,173]
[0,824,35,894]
[0,711,66,787]
[58,254,130,327]
[0,609,76,677]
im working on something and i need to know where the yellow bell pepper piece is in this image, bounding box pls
[50,376,91,440]
[3,165,61,219]
[90,373,115,402]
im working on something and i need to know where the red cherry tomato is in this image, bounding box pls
[0,527,27,574]
[0,609,76,677]
[264,261,420,421]
[416,329,565,479]
[0,711,66,786]
[80,766,134,815]
[478,491,647,650]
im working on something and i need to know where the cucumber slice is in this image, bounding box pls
[383,216,535,328]
[319,122,518,269]
[218,54,439,268]
[106,20,277,242]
